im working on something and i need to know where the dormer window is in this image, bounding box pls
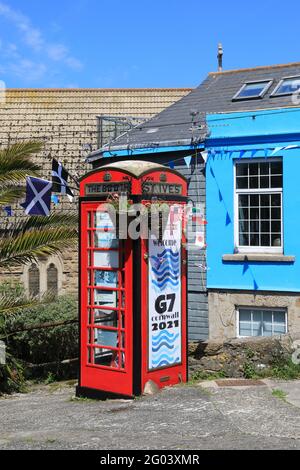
[271,76,300,96]
[232,80,273,101]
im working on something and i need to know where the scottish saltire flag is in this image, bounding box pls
[21,177,52,216]
[52,158,74,199]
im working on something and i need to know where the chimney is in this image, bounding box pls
[217,43,223,72]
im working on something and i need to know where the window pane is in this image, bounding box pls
[271,234,282,247]
[250,195,259,206]
[261,221,270,233]
[250,207,259,219]
[249,163,259,175]
[271,194,281,206]
[271,221,281,233]
[262,311,273,337]
[275,78,300,95]
[261,207,270,219]
[95,270,118,288]
[250,177,259,189]
[250,233,259,246]
[235,81,271,99]
[260,194,270,206]
[239,233,249,246]
[252,311,262,336]
[239,207,249,220]
[236,177,248,189]
[271,208,281,219]
[236,164,248,176]
[261,234,271,246]
[239,195,249,207]
[271,176,282,188]
[271,162,283,175]
[260,176,270,189]
[239,221,249,233]
[260,162,269,175]
[239,309,286,338]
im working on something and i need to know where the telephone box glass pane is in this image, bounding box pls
[94,211,116,229]
[94,251,119,268]
[94,289,118,308]
[94,270,118,288]
[95,232,119,249]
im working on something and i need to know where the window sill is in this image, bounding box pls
[222,254,295,263]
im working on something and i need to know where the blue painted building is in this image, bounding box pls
[206,108,300,340]
[88,61,300,343]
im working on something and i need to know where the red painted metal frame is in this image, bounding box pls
[80,202,133,397]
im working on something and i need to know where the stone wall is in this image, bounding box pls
[0,88,191,295]
[189,335,297,378]
[208,290,300,341]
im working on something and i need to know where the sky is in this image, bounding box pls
[0,0,300,88]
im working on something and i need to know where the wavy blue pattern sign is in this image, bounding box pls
[148,207,182,370]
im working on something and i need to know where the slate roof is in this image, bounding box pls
[95,62,300,154]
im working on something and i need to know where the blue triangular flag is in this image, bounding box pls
[210,166,215,178]
[238,150,246,160]
[250,149,258,158]
[184,156,192,168]
[51,195,60,205]
[264,148,269,158]
[225,212,232,226]
[4,206,12,217]
[243,263,249,275]
[271,146,284,156]
[21,177,52,216]
[169,161,175,169]
[253,280,259,291]
[218,190,223,202]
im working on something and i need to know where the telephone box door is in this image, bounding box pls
[80,202,133,397]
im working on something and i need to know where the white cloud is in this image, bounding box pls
[0,1,83,75]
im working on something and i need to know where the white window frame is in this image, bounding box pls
[236,307,288,338]
[232,80,273,101]
[271,75,300,97]
[234,158,283,254]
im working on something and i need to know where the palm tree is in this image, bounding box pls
[0,141,42,206]
[0,140,78,269]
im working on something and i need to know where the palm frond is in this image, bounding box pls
[0,226,78,268]
[10,212,78,235]
[0,187,26,206]
[0,141,43,174]
[0,169,40,186]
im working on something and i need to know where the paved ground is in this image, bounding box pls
[0,380,300,450]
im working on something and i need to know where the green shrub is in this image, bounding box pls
[0,351,26,395]
[3,295,78,365]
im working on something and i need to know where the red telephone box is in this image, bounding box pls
[76,160,188,399]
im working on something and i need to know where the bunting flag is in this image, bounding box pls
[210,166,215,178]
[184,156,192,168]
[271,147,283,156]
[21,177,52,216]
[4,206,12,217]
[201,151,208,164]
[239,150,246,159]
[253,280,259,291]
[169,161,175,169]
[51,195,60,206]
[218,189,223,202]
[242,263,249,275]
[225,212,232,226]
[250,149,258,158]
[52,158,75,199]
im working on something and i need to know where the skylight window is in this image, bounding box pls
[271,76,300,96]
[232,80,273,101]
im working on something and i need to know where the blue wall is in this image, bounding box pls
[206,108,300,293]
